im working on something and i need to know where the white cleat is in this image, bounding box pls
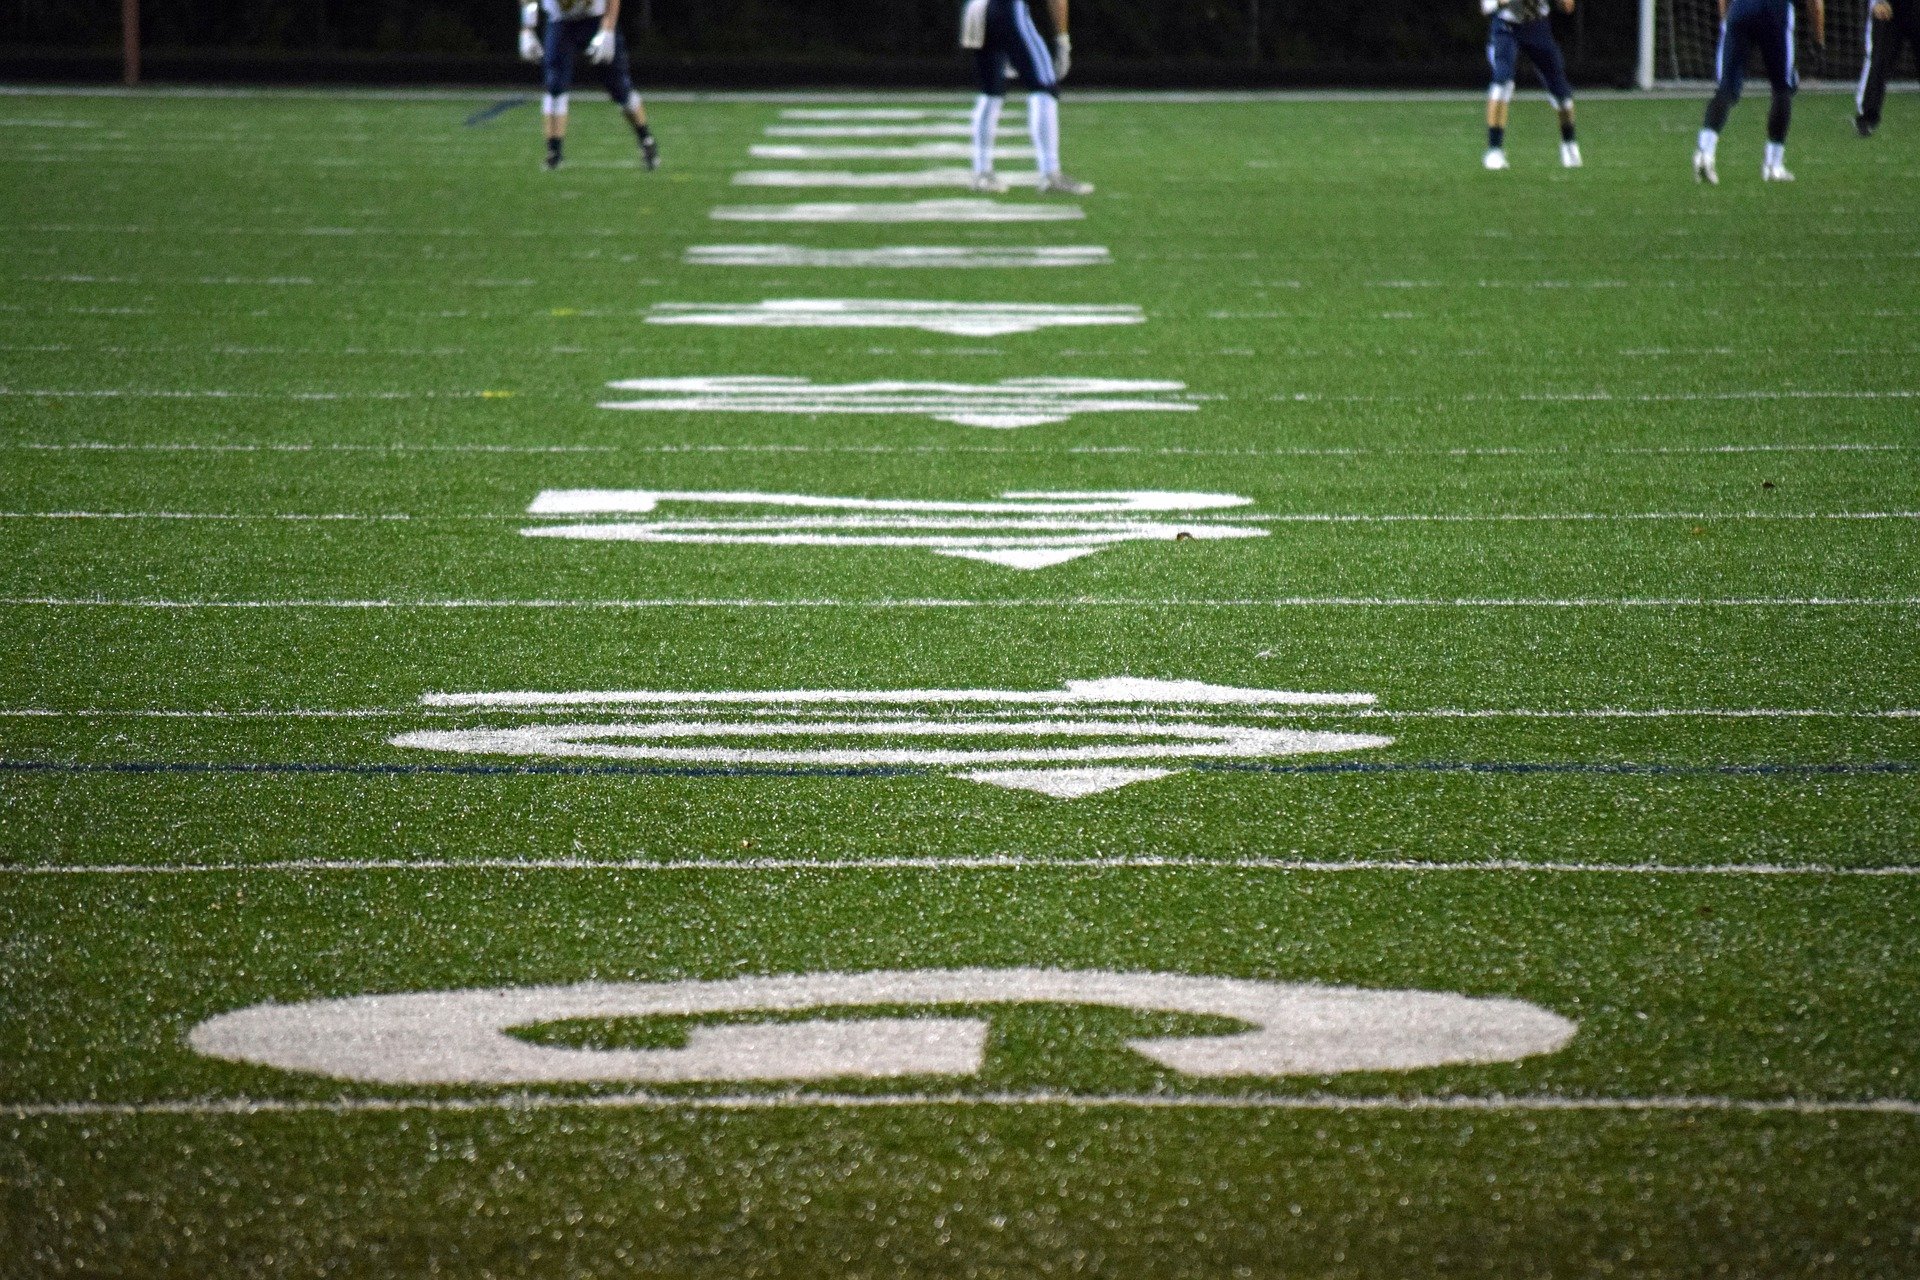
[1483,148,1510,171]
[1560,141,1583,168]
[1036,171,1095,196]
[969,171,1009,194]
[1693,149,1718,184]
[1762,163,1795,182]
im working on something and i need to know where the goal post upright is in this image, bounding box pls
[122,0,140,86]
[1637,0,1657,89]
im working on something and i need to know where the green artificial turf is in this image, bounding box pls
[1,87,1917,1276]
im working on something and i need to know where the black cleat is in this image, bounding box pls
[640,133,660,170]
[544,152,563,171]
[1855,116,1877,138]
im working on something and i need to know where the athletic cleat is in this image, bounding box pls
[1762,163,1795,182]
[1855,116,1876,138]
[1560,141,1582,168]
[1483,148,1510,171]
[970,171,1010,194]
[1036,171,1094,196]
[1693,149,1717,184]
[544,152,563,172]
[640,134,660,171]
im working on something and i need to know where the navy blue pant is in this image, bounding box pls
[1715,0,1799,99]
[543,15,635,104]
[1706,0,1796,142]
[975,0,1059,98]
[1488,17,1575,104]
[1858,0,1918,125]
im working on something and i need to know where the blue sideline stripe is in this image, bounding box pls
[0,760,1913,780]
[463,97,530,127]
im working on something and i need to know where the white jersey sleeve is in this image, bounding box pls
[542,0,609,19]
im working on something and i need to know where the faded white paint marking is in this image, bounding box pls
[734,169,1040,189]
[7,597,1917,610]
[597,376,1194,428]
[645,300,1144,337]
[0,389,496,401]
[521,489,1265,571]
[425,678,1374,711]
[779,109,979,121]
[12,1092,1920,1119]
[749,142,1032,160]
[391,720,1389,787]
[684,245,1109,269]
[403,677,1384,797]
[11,858,1920,878]
[711,199,1083,223]
[188,969,1571,1085]
[765,123,977,137]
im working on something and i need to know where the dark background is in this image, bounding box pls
[2,0,1642,88]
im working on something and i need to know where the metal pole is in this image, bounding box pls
[1248,0,1260,64]
[122,0,141,86]
[1636,0,1656,89]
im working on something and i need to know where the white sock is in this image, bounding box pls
[1028,92,1060,176]
[1697,128,1718,158]
[971,94,1003,175]
[1765,141,1785,169]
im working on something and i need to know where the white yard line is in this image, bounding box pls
[1283,390,1920,404]
[710,199,1082,223]
[7,508,1912,525]
[0,389,505,401]
[4,597,1917,610]
[5,442,609,453]
[4,442,1907,459]
[748,143,1032,160]
[5,1090,1919,1119]
[682,245,1110,268]
[4,858,1918,877]
[3,708,1914,721]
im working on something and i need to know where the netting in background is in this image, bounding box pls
[1653,0,1870,83]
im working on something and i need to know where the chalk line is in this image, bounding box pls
[5,857,1919,877]
[3,598,1916,610]
[6,1091,1919,1119]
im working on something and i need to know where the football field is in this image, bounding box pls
[2,86,1919,1275]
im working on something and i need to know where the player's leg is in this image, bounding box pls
[541,18,584,170]
[598,30,659,170]
[1759,4,1797,180]
[1009,0,1090,194]
[1697,7,1751,183]
[1856,3,1910,134]
[970,1,1010,192]
[1485,19,1517,169]
[1522,20,1580,167]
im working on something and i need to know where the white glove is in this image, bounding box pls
[1480,0,1500,14]
[586,28,614,65]
[518,28,542,62]
[1053,32,1072,80]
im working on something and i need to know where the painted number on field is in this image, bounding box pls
[189,968,1577,1085]
[395,676,1393,798]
